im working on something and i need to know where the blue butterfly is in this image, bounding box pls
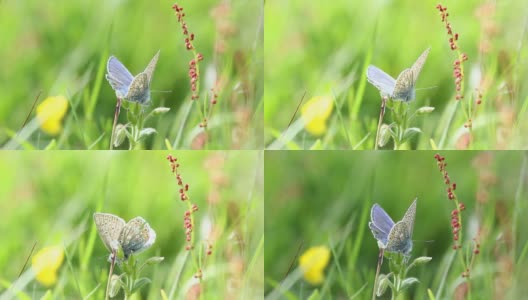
[93,213,156,260]
[367,48,430,102]
[106,50,160,105]
[368,199,417,255]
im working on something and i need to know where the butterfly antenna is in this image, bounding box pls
[17,241,37,279]
[411,239,435,249]
[17,91,42,136]
[414,239,435,244]
[415,85,438,91]
[372,248,384,300]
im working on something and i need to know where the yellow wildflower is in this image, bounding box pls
[36,96,68,135]
[32,245,64,286]
[299,245,331,285]
[301,96,334,136]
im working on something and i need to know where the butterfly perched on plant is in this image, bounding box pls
[368,198,417,255]
[106,50,160,105]
[367,48,430,102]
[93,213,156,260]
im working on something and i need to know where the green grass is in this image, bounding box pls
[0,151,263,299]
[0,0,263,149]
[264,0,528,149]
[264,151,528,299]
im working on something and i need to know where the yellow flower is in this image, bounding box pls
[32,245,64,286]
[36,96,68,135]
[301,96,334,136]
[299,245,331,285]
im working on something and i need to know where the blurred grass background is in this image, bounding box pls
[264,0,528,149]
[0,0,263,149]
[264,151,528,299]
[0,150,263,299]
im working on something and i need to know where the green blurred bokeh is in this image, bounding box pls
[264,0,528,149]
[0,0,263,149]
[264,150,528,298]
[0,150,263,299]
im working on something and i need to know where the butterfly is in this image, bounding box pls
[368,198,417,255]
[105,50,160,105]
[93,213,156,260]
[367,48,430,102]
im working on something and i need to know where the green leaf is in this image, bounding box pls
[376,273,391,297]
[416,106,435,115]
[139,128,157,138]
[164,139,173,150]
[131,277,152,293]
[378,124,391,147]
[413,256,432,265]
[401,277,419,290]
[116,246,126,261]
[152,107,170,115]
[139,256,165,273]
[429,138,438,149]
[403,127,422,141]
[109,274,122,298]
[427,288,436,300]
[125,103,138,123]
[113,124,128,147]
[161,289,169,300]
[144,256,165,265]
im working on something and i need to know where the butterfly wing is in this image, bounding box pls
[118,217,156,257]
[402,198,417,242]
[385,220,412,254]
[106,56,134,98]
[392,48,430,102]
[369,204,395,246]
[385,199,416,255]
[367,65,396,97]
[125,72,150,105]
[143,50,160,84]
[392,68,415,101]
[93,213,126,253]
[410,47,430,83]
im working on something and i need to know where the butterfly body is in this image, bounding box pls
[367,48,430,102]
[93,213,156,260]
[105,50,160,105]
[369,199,417,255]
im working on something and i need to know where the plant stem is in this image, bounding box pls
[110,97,122,150]
[375,96,387,150]
[105,251,116,300]
[372,248,384,300]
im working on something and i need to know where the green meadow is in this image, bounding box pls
[0,151,263,299]
[265,0,528,150]
[264,151,528,299]
[0,0,263,150]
